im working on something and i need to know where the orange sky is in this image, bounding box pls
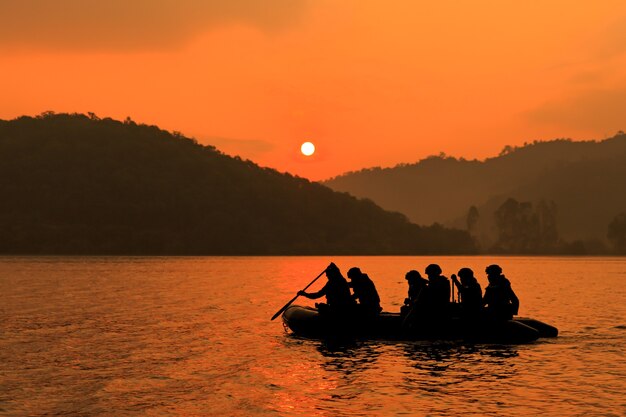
[2,1,626,180]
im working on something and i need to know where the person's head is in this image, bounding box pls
[347,267,363,281]
[326,262,343,281]
[458,267,474,284]
[425,263,442,278]
[485,264,502,281]
[406,270,427,285]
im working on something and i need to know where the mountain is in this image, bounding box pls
[0,113,475,255]
[324,134,626,252]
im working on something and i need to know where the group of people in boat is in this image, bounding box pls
[298,262,519,324]
[298,264,382,317]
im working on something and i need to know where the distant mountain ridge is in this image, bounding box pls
[324,134,626,250]
[0,113,474,255]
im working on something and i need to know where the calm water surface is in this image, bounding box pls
[1,256,625,416]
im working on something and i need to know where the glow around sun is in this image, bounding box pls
[300,141,315,156]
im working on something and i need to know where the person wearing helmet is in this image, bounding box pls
[298,262,355,315]
[347,267,382,317]
[400,270,429,324]
[451,267,482,318]
[403,270,428,308]
[482,264,519,320]
[424,263,451,315]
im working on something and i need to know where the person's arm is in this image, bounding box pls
[299,283,327,300]
[451,274,462,291]
[482,287,490,307]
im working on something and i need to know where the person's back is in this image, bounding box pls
[299,263,355,314]
[347,267,382,316]
[451,268,482,318]
[324,275,355,309]
[404,270,427,308]
[424,264,450,314]
[401,270,429,328]
[483,264,519,320]
[464,277,483,313]
[429,275,451,306]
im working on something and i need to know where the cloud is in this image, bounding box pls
[0,0,308,51]
[528,86,626,132]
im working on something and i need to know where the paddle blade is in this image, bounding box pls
[270,294,299,321]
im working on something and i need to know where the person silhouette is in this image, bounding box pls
[482,264,519,320]
[400,270,429,329]
[347,267,382,317]
[424,263,451,316]
[401,270,427,312]
[298,262,355,315]
[451,267,482,318]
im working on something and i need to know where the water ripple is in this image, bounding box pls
[1,256,625,416]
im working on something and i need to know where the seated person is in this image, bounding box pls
[299,262,355,315]
[451,267,482,318]
[482,264,519,321]
[401,270,428,316]
[347,267,383,316]
[424,263,451,317]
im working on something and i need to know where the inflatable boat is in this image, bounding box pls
[282,305,558,344]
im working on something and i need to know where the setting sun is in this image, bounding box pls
[300,141,315,156]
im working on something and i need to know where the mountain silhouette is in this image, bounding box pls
[0,113,475,255]
[324,134,626,253]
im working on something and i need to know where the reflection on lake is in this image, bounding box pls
[1,256,625,416]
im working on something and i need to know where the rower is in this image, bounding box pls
[347,267,382,317]
[482,264,519,320]
[401,270,428,316]
[424,263,451,317]
[298,262,355,315]
[451,267,482,319]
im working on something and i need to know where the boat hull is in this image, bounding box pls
[282,305,557,344]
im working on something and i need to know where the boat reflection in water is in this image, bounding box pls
[401,342,520,382]
[276,334,528,414]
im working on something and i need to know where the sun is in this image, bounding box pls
[300,141,315,156]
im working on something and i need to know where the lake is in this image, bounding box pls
[1,256,625,416]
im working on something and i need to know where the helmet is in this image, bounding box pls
[406,270,427,284]
[485,264,502,275]
[458,267,474,278]
[425,264,442,275]
[405,270,421,280]
[326,262,341,279]
[347,267,362,278]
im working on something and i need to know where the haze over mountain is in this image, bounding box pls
[0,113,474,255]
[325,134,626,253]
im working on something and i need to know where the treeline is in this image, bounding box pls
[0,112,476,255]
[325,133,626,254]
[466,198,626,254]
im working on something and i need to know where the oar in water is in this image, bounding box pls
[270,265,329,321]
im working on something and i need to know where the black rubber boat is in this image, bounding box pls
[282,305,558,344]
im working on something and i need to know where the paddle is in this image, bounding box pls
[451,274,460,304]
[270,265,329,321]
[451,276,455,303]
